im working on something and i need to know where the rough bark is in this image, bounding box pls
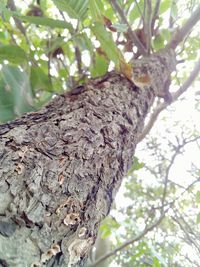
[0,49,175,267]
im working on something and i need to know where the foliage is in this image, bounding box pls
[0,0,200,266]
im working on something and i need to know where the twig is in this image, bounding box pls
[169,0,175,28]
[89,135,200,267]
[167,4,200,49]
[138,56,200,142]
[151,0,161,33]
[143,0,152,54]
[110,0,147,55]
[160,135,200,213]
[155,175,200,211]
[7,0,29,44]
[89,213,165,267]
[172,215,200,254]
[160,145,181,213]
[75,46,82,75]
[134,0,144,23]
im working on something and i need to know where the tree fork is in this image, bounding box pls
[0,50,175,266]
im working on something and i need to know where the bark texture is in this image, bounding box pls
[0,49,175,267]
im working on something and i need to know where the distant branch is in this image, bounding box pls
[151,0,161,32]
[144,0,152,53]
[89,213,165,267]
[110,0,147,55]
[75,46,82,75]
[134,0,144,23]
[160,136,200,213]
[167,4,200,49]
[7,0,29,44]
[160,145,180,213]
[90,134,200,266]
[156,173,200,212]
[138,56,200,142]
[172,215,200,254]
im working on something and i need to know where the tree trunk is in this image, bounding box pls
[0,49,175,267]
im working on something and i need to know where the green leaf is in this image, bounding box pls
[197,213,200,224]
[2,6,73,30]
[171,1,178,19]
[2,7,73,32]
[0,65,34,122]
[149,243,167,266]
[52,0,88,20]
[46,36,65,54]
[0,45,27,64]
[90,54,109,77]
[100,216,120,239]
[40,0,48,11]
[14,14,73,31]
[0,1,6,12]
[159,0,172,14]
[112,23,128,32]
[34,91,52,109]
[153,257,162,267]
[89,0,104,22]
[30,67,53,93]
[73,33,94,53]
[196,191,200,204]
[128,156,145,175]
[153,34,165,51]
[129,0,144,22]
[160,29,171,41]
[0,31,7,44]
[130,242,148,263]
[91,22,121,66]
[99,225,112,239]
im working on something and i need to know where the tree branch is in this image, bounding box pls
[133,0,144,24]
[172,215,200,254]
[160,144,181,213]
[110,0,147,55]
[167,4,200,49]
[151,0,161,32]
[144,0,152,54]
[160,135,200,213]
[89,213,165,267]
[90,139,200,267]
[7,0,29,44]
[138,56,200,142]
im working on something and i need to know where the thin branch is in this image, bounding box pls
[7,0,29,44]
[168,0,175,28]
[90,136,200,267]
[89,213,165,267]
[160,144,181,213]
[75,46,82,75]
[144,0,152,54]
[74,21,82,75]
[179,213,199,238]
[110,0,147,55]
[160,135,200,212]
[167,4,200,49]
[138,56,200,142]
[133,0,144,23]
[156,175,200,211]
[172,216,200,254]
[151,0,161,33]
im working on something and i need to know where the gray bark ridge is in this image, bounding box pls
[0,49,175,267]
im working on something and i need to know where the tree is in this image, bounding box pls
[0,0,200,266]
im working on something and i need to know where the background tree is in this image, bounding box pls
[0,0,200,266]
